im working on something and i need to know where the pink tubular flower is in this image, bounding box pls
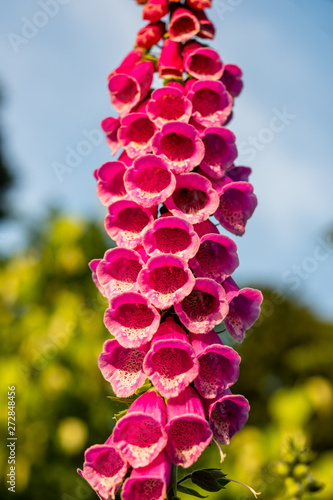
[183,41,224,80]
[143,216,200,260]
[165,386,213,468]
[147,86,192,128]
[214,181,258,236]
[189,233,239,282]
[174,277,229,333]
[158,38,183,79]
[78,443,128,500]
[221,64,244,98]
[200,127,238,179]
[222,277,263,342]
[143,317,199,398]
[165,172,219,224]
[195,9,215,39]
[112,391,168,468]
[98,339,148,397]
[135,20,165,49]
[186,79,233,127]
[228,165,252,182]
[89,259,106,297]
[152,122,205,174]
[193,218,219,238]
[122,451,171,500]
[105,200,154,249]
[94,161,127,207]
[104,292,160,348]
[118,113,157,158]
[189,331,240,399]
[124,154,176,208]
[101,116,121,155]
[96,247,144,298]
[142,0,169,22]
[186,0,212,8]
[169,7,200,43]
[137,254,195,309]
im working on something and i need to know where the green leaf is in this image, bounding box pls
[177,485,208,498]
[107,395,135,405]
[135,380,152,396]
[190,469,230,493]
[113,409,128,421]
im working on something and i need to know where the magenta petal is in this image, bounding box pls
[98,339,148,397]
[137,254,195,309]
[174,277,229,333]
[200,127,238,179]
[227,165,252,182]
[89,259,107,297]
[101,117,121,156]
[206,393,250,445]
[165,172,219,224]
[143,216,200,260]
[166,386,213,468]
[187,0,212,7]
[118,113,157,158]
[221,64,244,98]
[187,80,233,127]
[112,391,168,468]
[169,7,200,42]
[158,38,183,79]
[147,86,192,128]
[136,20,165,49]
[183,41,224,80]
[124,154,176,208]
[143,0,169,22]
[193,219,219,238]
[195,8,215,39]
[95,161,128,207]
[143,317,200,398]
[104,292,160,348]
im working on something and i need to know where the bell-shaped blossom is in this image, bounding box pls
[193,218,219,238]
[89,259,106,297]
[183,41,224,80]
[124,154,176,208]
[118,113,157,158]
[169,7,200,42]
[222,277,263,342]
[112,391,168,468]
[189,331,240,399]
[158,38,183,79]
[135,20,165,49]
[98,339,148,398]
[221,64,243,98]
[214,181,258,236]
[190,233,239,282]
[200,127,238,179]
[174,277,229,333]
[104,292,160,348]
[204,392,250,445]
[142,0,169,22]
[122,451,171,500]
[143,216,200,260]
[152,122,205,175]
[94,161,128,207]
[165,386,213,468]
[101,116,121,156]
[228,165,252,182]
[195,8,215,39]
[186,0,212,8]
[143,317,199,398]
[78,443,128,500]
[138,254,195,309]
[105,200,154,249]
[96,247,144,298]
[147,86,192,128]
[165,172,219,224]
[186,79,233,127]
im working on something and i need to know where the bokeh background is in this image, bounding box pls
[0,1,333,499]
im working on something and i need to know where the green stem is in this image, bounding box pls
[167,463,178,499]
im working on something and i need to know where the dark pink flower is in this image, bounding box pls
[143,216,200,260]
[214,181,258,236]
[174,277,229,333]
[222,277,263,342]
[137,254,195,309]
[143,317,199,398]
[96,247,144,298]
[169,7,200,43]
[195,8,215,39]
[112,391,168,468]
[124,154,176,208]
[118,150,134,167]
[221,64,244,98]
[193,218,219,238]
[158,39,183,79]
[186,0,212,8]
[77,443,128,500]
[98,339,148,397]
[135,21,165,49]
[142,0,169,22]
[118,113,157,158]
[101,117,121,156]
[104,292,160,348]
[165,172,219,224]
[147,86,192,128]
[186,79,233,127]
[189,331,240,399]
[165,386,213,468]
[200,127,238,179]
[89,259,106,297]
[228,165,252,182]
[94,161,128,207]
[183,41,224,80]
[189,233,239,282]
[105,200,154,249]
[122,451,171,500]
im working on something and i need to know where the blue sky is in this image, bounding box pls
[0,0,332,319]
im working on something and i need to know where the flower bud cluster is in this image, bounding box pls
[79,1,263,499]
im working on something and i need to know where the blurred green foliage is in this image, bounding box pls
[0,214,332,500]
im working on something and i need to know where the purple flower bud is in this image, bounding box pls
[221,64,244,98]
[143,0,169,22]
[94,161,128,207]
[169,7,200,43]
[118,113,157,158]
[135,21,165,49]
[186,0,212,8]
[183,41,224,80]
[200,127,238,179]
[186,79,233,128]
[147,86,192,128]
[227,165,252,182]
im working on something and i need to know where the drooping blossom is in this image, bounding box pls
[200,127,238,179]
[142,0,169,22]
[118,113,157,158]
[147,85,192,127]
[158,38,183,79]
[135,20,165,49]
[168,7,200,42]
[221,63,244,98]
[94,161,128,207]
[101,116,121,156]
[195,8,215,39]
[193,218,219,238]
[183,41,224,80]
[186,79,233,127]
[227,165,252,182]
[89,259,106,297]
